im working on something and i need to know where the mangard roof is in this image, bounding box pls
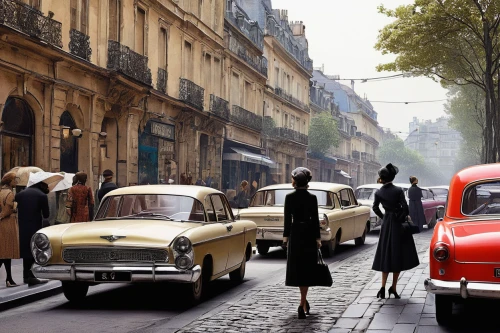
[257,182,352,192]
[103,185,222,198]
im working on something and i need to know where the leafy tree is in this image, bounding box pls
[379,138,446,185]
[376,1,500,163]
[308,112,340,157]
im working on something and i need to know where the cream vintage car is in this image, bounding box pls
[31,185,257,303]
[236,182,371,257]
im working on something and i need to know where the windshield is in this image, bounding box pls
[431,188,448,196]
[95,194,205,222]
[463,181,500,215]
[355,188,376,200]
[250,189,334,208]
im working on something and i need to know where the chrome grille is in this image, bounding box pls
[63,248,168,263]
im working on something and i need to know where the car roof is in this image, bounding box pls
[428,185,449,190]
[257,182,352,192]
[103,185,223,199]
[356,183,382,190]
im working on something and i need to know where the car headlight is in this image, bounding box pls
[31,233,52,266]
[433,246,449,262]
[174,236,192,253]
[175,255,193,270]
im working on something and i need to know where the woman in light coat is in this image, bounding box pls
[0,172,20,287]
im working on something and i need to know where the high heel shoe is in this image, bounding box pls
[305,300,310,315]
[6,280,18,288]
[388,286,401,299]
[376,287,385,299]
[297,306,307,319]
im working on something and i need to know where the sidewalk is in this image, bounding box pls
[0,259,61,311]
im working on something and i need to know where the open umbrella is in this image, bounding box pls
[27,172,64,192]
[9,166,44,187]
[51,173,75,192]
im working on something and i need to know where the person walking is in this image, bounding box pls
[0,172,20,287]
[232,180,250,208]
[372,163,420,299]
[408,176,425,232]
[283,167,322,319]
[66,172,94,222]
[15,181,50,286]
[97,169,118,202]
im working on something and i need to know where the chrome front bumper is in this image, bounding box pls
[32,264,201,283]
[256,227,332,241]
[425,277,500,299]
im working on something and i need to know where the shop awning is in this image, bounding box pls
[336,170,351,178]
[223,148,277,168]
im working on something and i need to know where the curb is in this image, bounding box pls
[0,281,62,312]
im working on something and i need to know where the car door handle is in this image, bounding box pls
[226,224,233,232]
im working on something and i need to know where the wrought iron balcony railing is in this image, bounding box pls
[107,40,152,86]
[273,127,308,145]
[274,88,309,112]
[231,105,262,132]
[157,68,167,94]
[225,1,264,50]
[0,0,62,47]
[179,78,204,110]
[227,36,267,77]
[69,29,91,61]
[209,94,230,121]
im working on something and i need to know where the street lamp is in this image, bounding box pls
[61,126,71,139]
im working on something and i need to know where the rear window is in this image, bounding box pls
[432,188,448,196]
[250,189,335,208]
[355,188,376,200]
[462,181,500,215]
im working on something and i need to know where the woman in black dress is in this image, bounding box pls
[283,167,322,319]
[408,176,425,232]
[372,163,419,299]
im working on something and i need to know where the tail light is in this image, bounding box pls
[433,246,449,262]
[319,214,328,229]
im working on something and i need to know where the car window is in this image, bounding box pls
[339,189,352,207]
[204,196,217,222]
[355,188,376,200]
[348,189,358,205]
[421,189,429,200]
[432,188,448,196]
[95,194,205,222]
[250,189,334,208]
[211,194,230,222]
[463,181,500,215]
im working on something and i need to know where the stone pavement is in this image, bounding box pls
[173,230,433,333]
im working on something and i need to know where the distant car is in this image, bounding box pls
[424,164,500,324]
[237,182,371,257]
[355,184,383,230]
[427,185,449,202]
[31,185,257,303]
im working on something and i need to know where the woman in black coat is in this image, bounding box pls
[283,167,321,319]
[408,176,425,232]
[372,163,420,299]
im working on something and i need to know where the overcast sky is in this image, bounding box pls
[271,0,449,138]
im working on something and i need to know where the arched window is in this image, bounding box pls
[1,97,34,175]
[59,111,79,173]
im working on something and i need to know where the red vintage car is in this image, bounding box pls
[425,164,500,324]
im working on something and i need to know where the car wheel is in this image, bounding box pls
[229,255,246,282]
[188,270,204,304]
[62,281,89,303]
[323,234,339,258]
[257,244,270,255]
[435,294,453,325]
[355,224,368,246]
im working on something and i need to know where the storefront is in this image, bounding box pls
[138,120,176,184]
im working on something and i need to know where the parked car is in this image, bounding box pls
[31,185,257,303]
[427,185,449,202]
[424,164,500,324]
[237,182,371,257]
[417,186,446,228]
[355,184,383,230]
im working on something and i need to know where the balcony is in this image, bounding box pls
[274,88,309,112]
[227,36,267,77]
[225,1,264,50]
[231,105,262,132]
[209,95,230,121]
[107,40,152,86]
[157,68,167,94]
[273,127,308,145]
[352,150,360,160]
[179,78,204,110]
[0,0,62,47]
[69,29,91,61]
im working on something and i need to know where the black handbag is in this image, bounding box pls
[402,215,420,234]
[313,250,333,287]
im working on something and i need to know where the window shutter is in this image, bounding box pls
[81,0,88,34]
[108,0,118,41]
[70,0,78,30]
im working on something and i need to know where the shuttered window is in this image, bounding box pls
[70,0,88,34]
[159,28,167,69]
[108,0,120,41]
[135,8,146,55]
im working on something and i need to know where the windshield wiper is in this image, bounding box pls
[122,212,173,220]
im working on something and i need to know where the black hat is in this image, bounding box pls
[102,169,114,178]
[378,163,399,182]
[291,167,312,187]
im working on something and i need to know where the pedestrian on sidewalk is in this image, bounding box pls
[97,169,118,202]
[15,181,50,286]
[0,172,20,287]
[408,176,425,232]
[283,167,322,319]
[66,172,94,222]
[372,163,419,299]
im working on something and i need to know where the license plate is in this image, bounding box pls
[495,268,500,278]
[94,271,131,282]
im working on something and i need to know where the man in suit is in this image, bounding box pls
[97,169,118,202]
[15,181,50,286]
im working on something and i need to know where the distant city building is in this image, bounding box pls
[404,117,462,181]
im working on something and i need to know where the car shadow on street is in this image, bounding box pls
[443,298,500,332]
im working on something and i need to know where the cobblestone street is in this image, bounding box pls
[174,231,433,333]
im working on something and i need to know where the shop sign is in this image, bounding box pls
[147,121,175,141]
